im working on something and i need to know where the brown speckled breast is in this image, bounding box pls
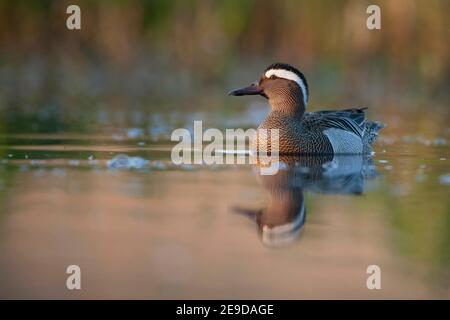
[256,111,333,154]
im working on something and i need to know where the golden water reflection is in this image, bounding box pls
[234,155,378,247]
[0,139,448,298]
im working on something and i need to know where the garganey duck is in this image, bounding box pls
[229,63,384,154]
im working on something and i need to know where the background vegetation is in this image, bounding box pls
[0,0,448,132]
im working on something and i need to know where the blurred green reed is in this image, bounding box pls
[0,0,448,133]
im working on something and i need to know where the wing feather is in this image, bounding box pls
[304,108,367,138]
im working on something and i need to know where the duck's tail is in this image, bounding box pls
[363,121,385,153]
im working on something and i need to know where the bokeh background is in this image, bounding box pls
[0,0,448,132]
[0,0,449,299]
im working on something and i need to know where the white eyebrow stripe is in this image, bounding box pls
[264,69,308,107]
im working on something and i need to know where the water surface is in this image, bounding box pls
[0,112,449,299]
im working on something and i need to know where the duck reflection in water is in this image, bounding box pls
[233,155,379,247]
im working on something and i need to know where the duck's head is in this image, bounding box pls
[229,63,309,115]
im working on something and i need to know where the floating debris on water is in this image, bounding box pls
[107,154,149,169]
[439,174,450,186]
[88,155,94,161]
[417,136,431,146]
[384,165,393,171]
[432,138,447,146]
[378,159,389,164]
[127,128,145,139]
[137,141,146,146]
[440,157,446,161]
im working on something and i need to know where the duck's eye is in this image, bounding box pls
[269,75,276,80]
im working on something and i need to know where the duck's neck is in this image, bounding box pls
[268,88,306,118]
